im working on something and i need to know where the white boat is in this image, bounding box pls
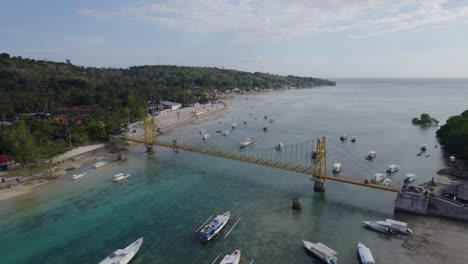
[372,173,385,183]
[200,211,230,241]
[240,137,254,148]
[263,124,269,131]
[223,130,230,136]
[200,129,207,134]
[276,142,284,150]
[351,136,356,142]
[302,240,338,264]
[386,164,399,173]
[113,173,130,182]
[363,219,413,235]
[202,134,210,140]
[420,144,427,151]
[405,173,416,183]
[232,123,237,129]
[365,151,376,160]
[220,249,241,264]
[332,163,342,173]
[99,237,143,264]
[450,155,456,162]
[94,161,108,169]
[340,134,348,141]
[72,172,87,180]
[382,178,392,186]
[357,242,375,264]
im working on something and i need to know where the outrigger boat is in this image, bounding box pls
[220,249,241,264]
[302,240,338,264]
[404,173,416,183]
[72,172,87,180]
[99,237,143,264]
[240,137,254,148]
[94,161,108,169]
[200,211,230,241]
[113,173,130,182]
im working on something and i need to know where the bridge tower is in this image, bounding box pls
[312,137,327,192]
[144,116,157,153]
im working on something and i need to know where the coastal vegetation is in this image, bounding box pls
[0,53,335,164]
[436,110,468,159]
[412,113,439,125]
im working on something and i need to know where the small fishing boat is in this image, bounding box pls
[420,144,427,151]
[220,249,241,264]
[202,134,210,140]
[72,172,87,180]
[357,242,375,264]
[223,130,230,136]
[450,156,456,162]
[263,124,269,131]
[113,173,130,182]
[264,115,268,120]
[372,173,385,183]
[243,120,247,125]
[382,178,392,186]
[425,153,430,157]
[94,161,108,169]
[200,129,207,135]
[405,173,416,183]
[340,134,348,141]
[386,164,399,173]
[99,237,143,264]
[276,142,284,150]
[363,219,413,235]
[232,123,237,129]
[351,136,356,143]
[332,163,342,173]
[216,130,222,133]
[200,211,230,241]
[417,152,422,156]
[365,151,376,160]
[240,137,254,148]
[302,240,338,264]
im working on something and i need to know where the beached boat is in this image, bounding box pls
[363,219,413,235]
[240,137,254,148]
[372,173,385,183]
[223,130,230,136]
[200,129,207,135]
[405,173,416,183]
[351,136,356,143]
[276,142,284,150]
[365,151,376,160]
[382,178,392,186]
[357,242,375,264]
[94,161,108,169]
[263,124,269,131]
[332,163,342,173]
[72,172,87,180]
[99,237,143,264]
[420,144,427,151]
[200,211,230,241]
[302,240,338,264]
[202,134,210,140]
[113,173,130,182]
[386,164,399,173]
[340,134,348,141]
[220,249,241,264]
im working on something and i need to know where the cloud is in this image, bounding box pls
[78,0,468,41]
[64,36,105,46]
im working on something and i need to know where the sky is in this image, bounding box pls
[1,0,468,78]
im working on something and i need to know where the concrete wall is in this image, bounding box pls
[394,191,429,215]
[428,196,468,222]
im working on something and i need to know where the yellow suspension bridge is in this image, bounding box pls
[126,117,400,193]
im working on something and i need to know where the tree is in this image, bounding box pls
[0,53,10,59]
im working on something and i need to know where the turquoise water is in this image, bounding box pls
[1,79,468,263]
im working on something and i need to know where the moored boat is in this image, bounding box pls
[357,242,375,264]
[240,137,254,148]
[200,211,231,241]
[232,123,237,129]
[113,173,130,182]
[420,144,427,151]
[371,173,385,183]
[363,219,413,235]
[202,134,210,140]
[99,237,143,264]
[94,161,108,169]
[404,173,416,183]
[302,240,338,264]
[223,130,230,136]
[220,249,241,264]
[200,129,207,135]
[365,151,376,160]
[276,142,284,150]
[386,164,399,173]
[72,172,87,180]
[332,163,342,173]
[382,178,392,186]
[351,136,356,142]
[340,134,348,141]
[263,124,269,131]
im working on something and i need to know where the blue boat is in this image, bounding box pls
[200,211,230,241]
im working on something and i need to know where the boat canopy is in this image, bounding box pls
[386,219,407,227]
[311,243,337,257]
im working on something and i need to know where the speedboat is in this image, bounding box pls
[332,163,342,173]
[363,219,413,235]
[200,211,230,241]
[113,173,130,182]
[371,173,385,183]
[263,124,269,131]
[351,136,356,142]
[276,142,284,150]
[340,134,348,141]
[99,237,143,264]
[240,137,254,148]
[220,249,241,264]
[200,129,207,135]
[94,161,108,169]
[382,178,392,186]
[386,164,399,173]
[302,240,338,264]
[357,242,375,264]
[405,173,416,183]
[365,151,376,160]
[202,134,210,140]
[72,172,87,180]
[223,130,230,136]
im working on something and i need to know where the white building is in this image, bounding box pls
[160,101,182,110]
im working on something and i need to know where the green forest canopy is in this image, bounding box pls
[436,110,468,159]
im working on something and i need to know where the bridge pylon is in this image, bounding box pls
[312,137,327,192]
[144,116,157,153]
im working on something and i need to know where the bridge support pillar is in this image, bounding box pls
[313,180,326,192]
[146,145,153,153]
